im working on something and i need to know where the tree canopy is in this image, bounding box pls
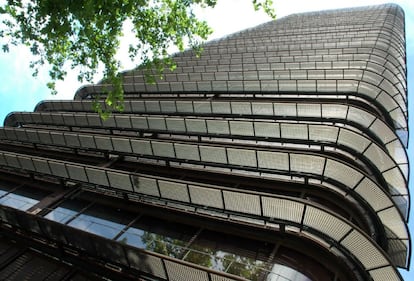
[0,0,275,116]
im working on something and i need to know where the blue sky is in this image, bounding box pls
[0,0,413,279]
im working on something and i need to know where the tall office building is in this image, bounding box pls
[0,3,409,281]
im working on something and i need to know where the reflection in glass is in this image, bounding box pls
[0,193,38,210]
[117,216,197,258]
[44,199,88,223]
[0,186,47,211]
[266,264,312,281]
[183,245,216,269]
[68,205,133,239]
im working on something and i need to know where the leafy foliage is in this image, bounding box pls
[0,0,275,116]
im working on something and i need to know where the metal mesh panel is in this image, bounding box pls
[175,143,200,161]
[369,266,401,281]
[4,154,21,169]
[321,104,348,119]
[297,103,321,117]
[383,168,406,196]
[337,130,370,152]
[152,142,175,158]
[347,107,375,128]
[223,191,261,216]
[126,248,167,279]
[194,101,212,114]
[18,156,35,171]
[166,118,186,132]
[281,123,308,140]
[229,121,254,136]
[158,180,189,202]
[145,101,161,112]
[65,133,81,147]
[290,154,325,175]
[133,176,160,197]
[252,103,273,115]
[131,139,153,155]
[385,227,409,268]
[107,172,133,191]
[186,119,207,133]
[257,151,288,171]
[200,146,227,164]
[210,274,239,281]
[304,206,351,241]
[94,136,114,151]
[364,144,394,172]
[50,132,66,146]
[33,159,51,174]
[369,119,397,144]
[309,125,338,142]
[354,177,393,211]
[254,122,280,138]
[164,260,209,281]
[148,118,167,130]
[341,230,388,269]
[227,148,257,167]
[188,185,223,209]
[207,120,230,134]
[176,101,194,113]
[85,168,109,186]
[130,116,148,129]
[231,102,251,115]
[0,153,7,167]
[378,208,407,239]
[262,197,304,223]
[274,103,296,117]
[48,161,68,178]
[160,101,177,113]
[37,131,52,144]
[112,138,132,153]
[78,135,96,149]
[212,101,231,114]
[324,159,363,188]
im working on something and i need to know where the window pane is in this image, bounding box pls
[68,205,134,239]
[118,216,197,258]
[44,199,89,224]
[0,186,48,211]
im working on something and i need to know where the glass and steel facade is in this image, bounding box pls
[0,3,409,281]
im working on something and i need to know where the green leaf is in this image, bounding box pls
[0,0,275,118]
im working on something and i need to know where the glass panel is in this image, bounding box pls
[118,216,197,258]
[188,229,272,273]
[0,186,47,211]
[68,204,134,239]
[44,198,89,223]
[266,264,312,281]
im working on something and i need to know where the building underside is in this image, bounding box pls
[0,3,410,281]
